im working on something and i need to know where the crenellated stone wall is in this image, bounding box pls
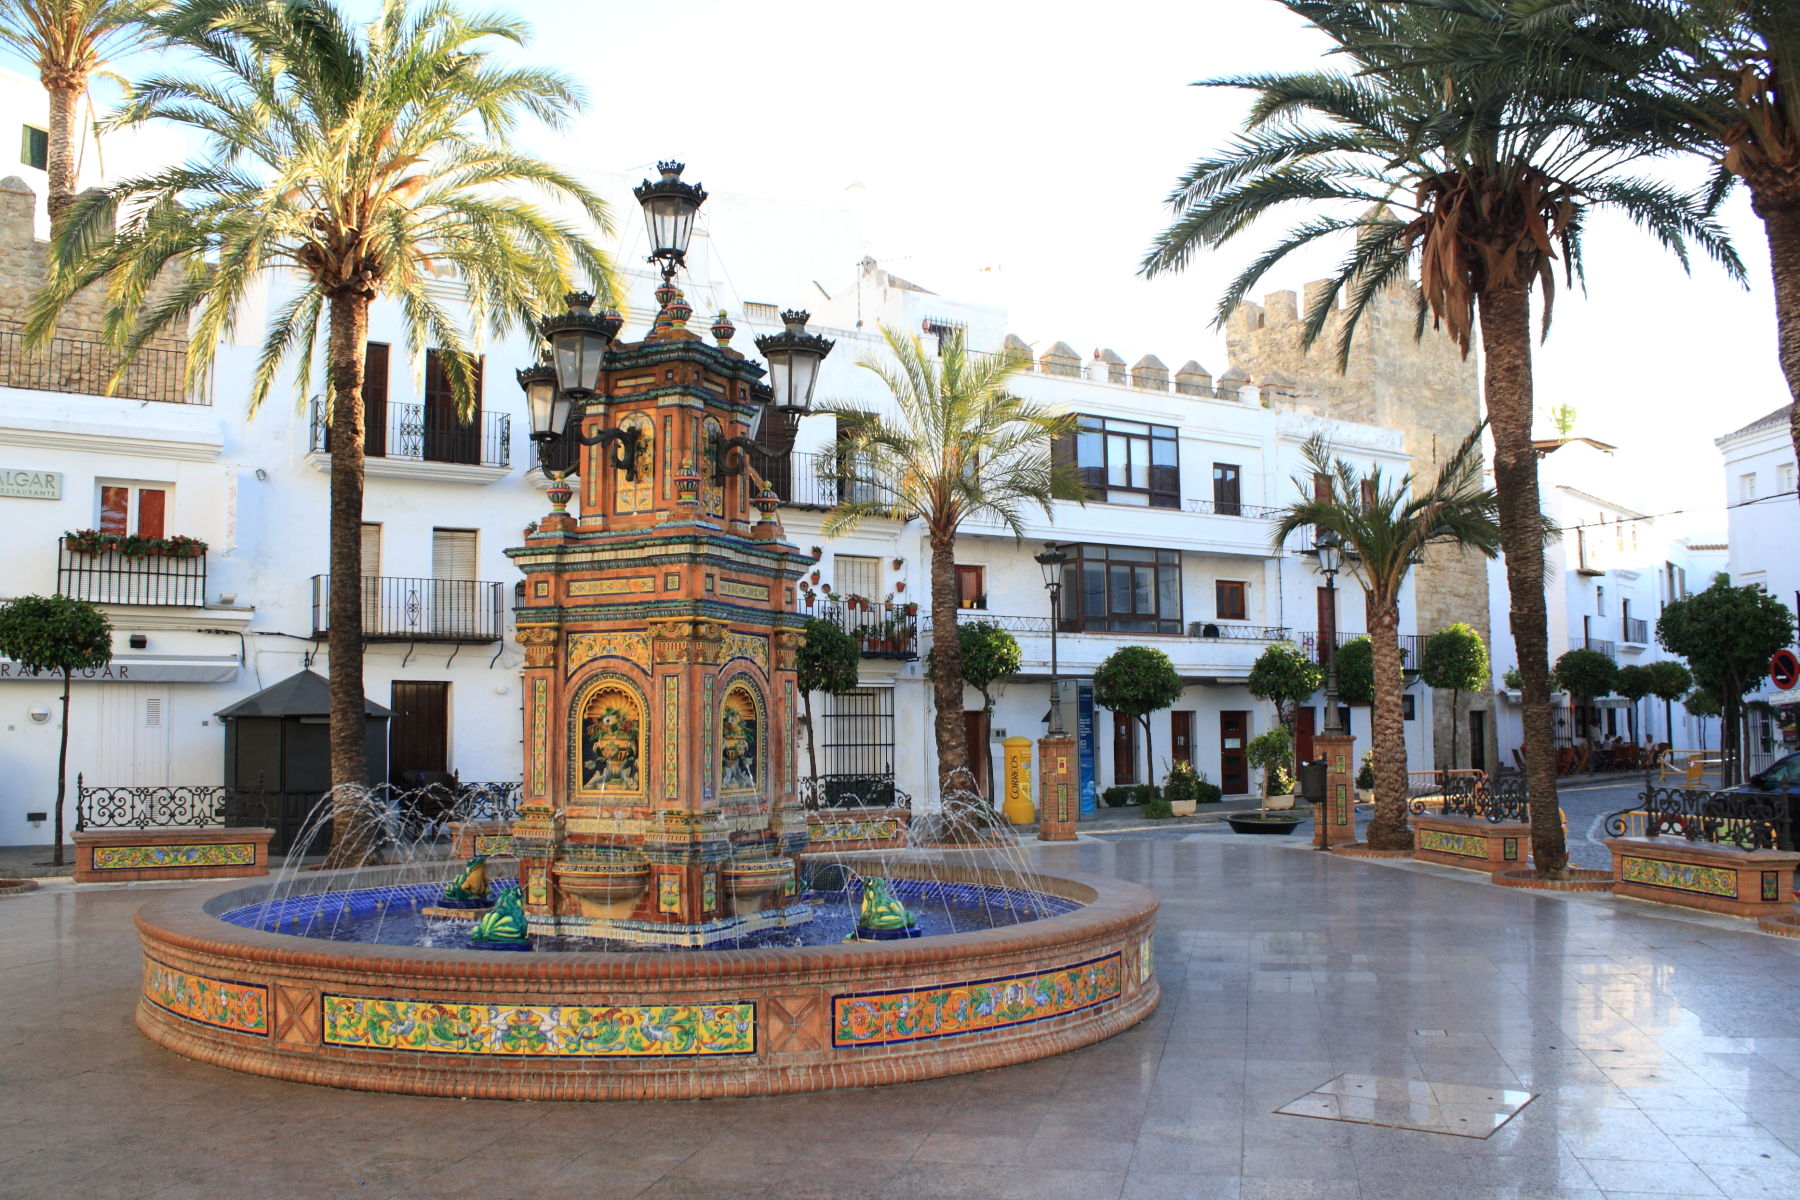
[1226,280,1497,772]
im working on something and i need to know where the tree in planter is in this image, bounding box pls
[1555,649,1619,746]
[821,325,1081,826]
[1614,664,1654,747]
[1143,2,1737,874]
[0,594,111,866]
[1421,624,1489,772]
[1247,642,1324,775]
[1647,660,1694,751]
[1657,577,1794,784]
[926,620,1021,802]
[1246,725,1295,814]
[1093,645,1184,789]
[31,0,614,866]
[795,617,859,790]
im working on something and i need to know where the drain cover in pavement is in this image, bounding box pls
[1276,1073,1535,1138]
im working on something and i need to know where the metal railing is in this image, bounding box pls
[1181,498,1285,519]
[57,537,207,606]
[311,574,506,641]
[815,600,918,659]
[1603,781,1794,851]
[75,774,269,831]
[1583,635,1617,657]
[1404,771,1532,824]
[309,398,510,469]
[799,773,913,810]
[1622,617,1649,644]
[0,320,204,405]
[920,612,1051,634]
[1299,630,1426,668]
[1190,622,1290,641]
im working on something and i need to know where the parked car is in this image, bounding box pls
[1725,751,1800,850]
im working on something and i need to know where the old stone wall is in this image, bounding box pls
[1227,280,1497,772]
[0,176,192,403]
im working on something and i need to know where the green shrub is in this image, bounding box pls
[1101,785,1135,808]
[1195,780,1223,804]
[1131,784,1161,806]
[1356,751,1375,791]
[1163,760,1199,804]
[1141,792,1174,819]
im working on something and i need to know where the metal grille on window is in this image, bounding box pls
[819,687,896,807]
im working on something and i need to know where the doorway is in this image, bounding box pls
[389,681,450,787]
[1468,710,1487,773]
[1219,711,1249,794]
[963,709,991,798]
[1171,711,1194,767]
[1113,712,1138,784]
[1295,706,1316,765]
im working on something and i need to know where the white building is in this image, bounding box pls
[1486,436,1724,765]
[1716,403,1800,765]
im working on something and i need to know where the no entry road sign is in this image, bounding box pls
[1772,649,1800,692]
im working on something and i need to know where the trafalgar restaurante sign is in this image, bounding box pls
[0,657,239,683]
[0,468,61,499]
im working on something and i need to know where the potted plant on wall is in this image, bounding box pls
[1228,726,1304,834]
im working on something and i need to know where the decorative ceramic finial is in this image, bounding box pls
[712,310,735,347]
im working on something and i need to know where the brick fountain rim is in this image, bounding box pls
[133,854,1161,1099]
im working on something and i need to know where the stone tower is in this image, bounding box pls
[1226,281,1497,773]
[506,287,812,945]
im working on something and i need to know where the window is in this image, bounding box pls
[363,342,390,457]
[1779,462,1797,496]
[98,483,167,537]
[955,564,986,609]
[834,554,880,603]
[1061,544,1182,634]
[20,124,46,171]
[1216,580,1247,621]
[1596,585,1606,617]
[822,688,896,795]
[1360,479,1377,509]
[1211,463,1241,515]
[1057,416,1178,508]
[1402,694,1416,721]
[431,528,479,636]
[1740,472,1758,502]
[743,302,780,324]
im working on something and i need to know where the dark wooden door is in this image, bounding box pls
[1219,711,1249,794]
[1468,710,1487,773]
[1295,706,1316,764]
[1171,711,1194,766]
[1113,712,1137,784]
[962,709,990,797]
[423,350,483,465]
[389,681,450,787]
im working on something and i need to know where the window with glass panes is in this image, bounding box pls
[1059,416,1179,508]
[1060,545,1182,634]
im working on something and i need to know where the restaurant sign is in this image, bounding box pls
[0,468,61,500]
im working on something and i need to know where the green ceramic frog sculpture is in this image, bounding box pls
[847,876,918,941]
[470,885,529,948]
[442,854,489,902]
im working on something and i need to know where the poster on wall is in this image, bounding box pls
[1076,684,1097,817]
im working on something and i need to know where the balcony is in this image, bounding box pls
[311,575,505,642]
[1583,635,1617,658]
[1182,499,1283,520]
[1300,630,1426,672]
[1189,621,1291,641]
[1622,617,1649,645]
[58,536,207,606]
[307,399,510,480]
[1575,529,1604,575]
[811,600,918,659]
[1,320,204,405]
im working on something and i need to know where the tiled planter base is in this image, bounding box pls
[73,827,273,884]
[1334,842,1412,858]
[0,877,39,896]
[1604,837,1800,918]
[448,820,514,860]
[1758,911,1800,938]
[135,856,1157,1100]
[801,807,910,851]
[1411,815,1531,872]
[1492,868,1613,892]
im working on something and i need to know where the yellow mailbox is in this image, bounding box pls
[1002,736,1035,825]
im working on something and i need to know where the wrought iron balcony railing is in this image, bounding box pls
[311,574,506,642]
[1,320,204,405]
[1622,617,1649,645]
[57,536,207,606]
[1181,498,1284,519]
[1299,630,1426,670]
[309,399,510,469]
[1583,635,1617,658]
[810,600,918,659]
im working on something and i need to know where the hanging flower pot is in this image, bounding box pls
[894,580,905,593]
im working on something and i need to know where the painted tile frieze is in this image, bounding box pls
[1621,855,1736,898]
[806,818,901,843]
[834,953,1122,1047]
[94,842,256,871]
[566,630,653,674]
[143,958,268,1035]
[321,996,755,1056]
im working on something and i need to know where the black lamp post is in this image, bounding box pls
[1314,529,1345,737]
[1035,543,1068,735]
[520,291,638,480]
[714,310,835,483]
[633,161,708,285]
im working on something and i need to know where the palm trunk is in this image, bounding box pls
[1479,281,1567,874]
[53,668,71,866]
[1141,715,1154,789]
[43,79,81,229]
[1752,191,1800,514]
[1365,599,1411,849]
[322,291,373,869]
[928,528,972,824]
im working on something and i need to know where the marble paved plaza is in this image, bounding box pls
[5,831,1800,1199]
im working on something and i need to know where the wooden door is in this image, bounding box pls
[1113,712,1138,784]
[389,681,450,787]
[1219,711,1249,794]
[1295,706,1316,764]
[423,349,483,465]
[962,709,990,798]
[1468,711,1487,773]
[1171,711,1194,766]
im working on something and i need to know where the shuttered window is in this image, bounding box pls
[432,528,477,580]
[361,523,383,577]
[834,554,880,602]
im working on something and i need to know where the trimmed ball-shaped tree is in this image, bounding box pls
[1614,664,1654,745]
[1247,642,1325,762]
[0,595,112,866]
[1555,648,1618,741]
[797,617,860,787]
[1647,660,1693,752]
[1658,577,1795,783]
[1093,645,1184,786]
[927,620,1022,798]
[1421,623,1489,770]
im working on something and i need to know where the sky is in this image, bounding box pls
[6,0,1785,534]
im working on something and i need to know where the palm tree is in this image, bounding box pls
[1142,0,1740,872]
[1518,0,1800,511]
[0,0,165,225]
[28,0,612,864]
[820,326,1081,830]
[1271,428,1503,850]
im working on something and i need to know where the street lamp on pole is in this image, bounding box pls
[1034,543,1068,735]
[1314,530,1345,737]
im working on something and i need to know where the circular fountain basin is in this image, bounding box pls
[134,854,1158,1100]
